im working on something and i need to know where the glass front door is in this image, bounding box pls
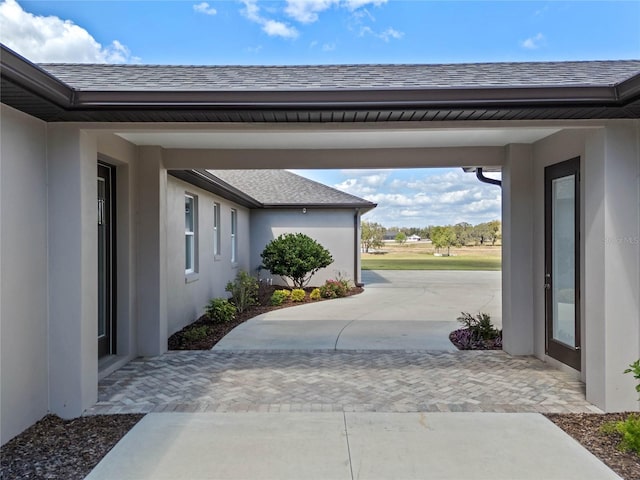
[545,157,580,370]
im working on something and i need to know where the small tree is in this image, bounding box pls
[261,233,333,288]
[395,232,407,244]
[361,221,385,253]
[431,226,457,256]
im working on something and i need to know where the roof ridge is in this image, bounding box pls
[37,59,640,69]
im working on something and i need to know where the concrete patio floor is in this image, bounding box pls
[86,270,619,479]
[214,270,501,351]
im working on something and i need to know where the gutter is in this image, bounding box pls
[70,85,621,109]
[476,168,502,187]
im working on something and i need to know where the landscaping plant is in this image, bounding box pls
[204,298,237,323]
[182,325,212,343]
[449,312,502,350]
[310,288,321,300]
[225,270,258,313]
[601,360,640,456]
[290,288,306,302]
[270,289,291,306]
[260,233,333,288]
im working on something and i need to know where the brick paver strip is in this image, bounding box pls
[86,350,598,415]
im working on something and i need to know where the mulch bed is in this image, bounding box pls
[0,414,143,480]
[168,285,364,350]
[448,328,502,350]
[546,413,640,480]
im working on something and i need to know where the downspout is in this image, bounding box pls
[476,168,502,187]
[354,208,363,287]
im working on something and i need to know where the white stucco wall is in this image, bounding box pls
[97,133,138,378]
[249,208,359,287]
[166,176,251,335]
[531,123,640,411]
[531,128,590,375]
[0,105,49,443]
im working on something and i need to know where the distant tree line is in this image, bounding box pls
[361,220,501,253]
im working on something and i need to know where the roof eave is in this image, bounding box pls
[169,170,262,208]
[261,203,377,210]
[0,45,73,107]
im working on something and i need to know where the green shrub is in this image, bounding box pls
[457,312,500,341]
[624,359,640,400]
[310,288,321,300]
[270,289,291,306]
[320,279,349,298]
[225,270,258,313]
[205,298,237,323]
[260,233,333,288]
[290,288,306,302]
[602,414,640,456]
[182,325,211,342]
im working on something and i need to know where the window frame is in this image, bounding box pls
[185,193,197,275]
[213,202,221,258]
[230,208,237,264]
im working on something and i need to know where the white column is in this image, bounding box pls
[47,126,98,417]
[585,121,640,411]
[502,144,535,355]
[135,146,168,356]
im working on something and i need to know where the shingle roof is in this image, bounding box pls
[39,61,640,91]
[207,170,376,209]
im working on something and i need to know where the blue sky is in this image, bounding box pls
[1,0,638,226]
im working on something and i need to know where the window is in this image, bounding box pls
[231,209,237,263]
[213,202,221,256]
[185,194,197,274]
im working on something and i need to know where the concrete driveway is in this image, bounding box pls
[214,270,501,352]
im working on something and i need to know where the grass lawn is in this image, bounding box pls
[362,243,501,271]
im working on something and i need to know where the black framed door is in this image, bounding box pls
[544,157,580,370]
[98,163,116,357]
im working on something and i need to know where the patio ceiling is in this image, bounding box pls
[115,126,563,150]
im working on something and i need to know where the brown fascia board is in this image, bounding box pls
[616,73,640,102]
[261,203,377,212]
[72,85,620,110]
[0,45,73,107]
[169,170,261,209]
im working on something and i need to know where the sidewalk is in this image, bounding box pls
[86,412,621,480]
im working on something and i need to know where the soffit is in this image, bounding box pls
[115,127,562,150]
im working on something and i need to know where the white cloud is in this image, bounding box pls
[360,25,404,42]
[240,0,299,38]
[246,44,263,53]
[0,0,138,63]
[332,168,501,227]
[322,42,336,51]
[263,19,299,38]
[283,0,385,23]
[342,0,386,10]
[193,2,217,15]
[379,27,403,42]
[521,32,545,50]
[285,0,336,23]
